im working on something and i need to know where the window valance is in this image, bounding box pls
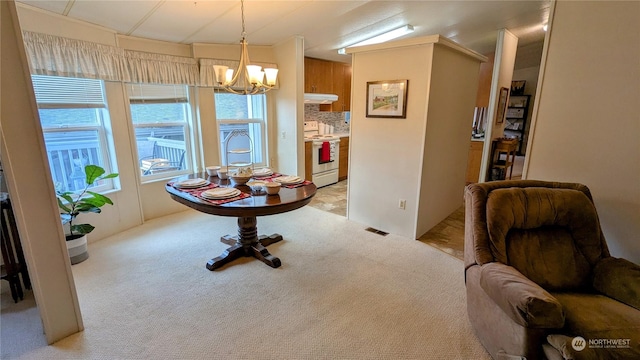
[22,31,199,85]
[22,32,278,88]
[123,50,199,86]
[22,31,125,81]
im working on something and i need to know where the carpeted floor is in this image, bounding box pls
[1,206,489,359]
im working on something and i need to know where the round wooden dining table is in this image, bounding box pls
[165,173,317,270]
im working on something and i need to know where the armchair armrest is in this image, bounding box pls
[593,257,640,310]
[480,262,565,328]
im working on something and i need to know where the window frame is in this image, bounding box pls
[127,83,195,183]
[32,75,118,195]
[215,93,269,168]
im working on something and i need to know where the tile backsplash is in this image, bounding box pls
[304,104,350,134]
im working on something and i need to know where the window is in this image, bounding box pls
[32,75,117,194]
[215,93,267,167]
[128,83,193,181]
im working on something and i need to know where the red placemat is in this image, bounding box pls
[197,192,251,205]
[252,173,282,181]
[255,173,312,188]
[169,181,251,205]
[281,180,313,189]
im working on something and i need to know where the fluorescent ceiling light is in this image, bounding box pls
[338,24,414,54]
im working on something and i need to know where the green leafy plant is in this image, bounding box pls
[56,165,119,238]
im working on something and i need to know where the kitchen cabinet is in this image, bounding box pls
[338,136,349,181]
[465,140,484,184]
[320,62,351,112]
[305,57,352,112]
[304,57,333,94]
[504,95,530,155]
[304,141,312,181]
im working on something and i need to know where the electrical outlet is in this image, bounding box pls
[398,199,406,210]
[281,131,286,139]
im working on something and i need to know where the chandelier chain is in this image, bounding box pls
[240,0,246,39]
[213,0,278,95]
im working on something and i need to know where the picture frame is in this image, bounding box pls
[495,87,509,124]
[366,80,408,118]
[511,80,526,95]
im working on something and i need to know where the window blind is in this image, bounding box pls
[31,75,106,108]
[128,83,188,104]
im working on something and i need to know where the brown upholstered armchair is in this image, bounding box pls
[464,180,640,360]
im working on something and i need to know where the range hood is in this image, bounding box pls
[304,93,338,104]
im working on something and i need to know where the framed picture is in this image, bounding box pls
[366,80,408,118]
[511,80,526,95]
[495,87,509,124]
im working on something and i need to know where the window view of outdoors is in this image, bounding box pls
[215,93,266,167]
[33,75,114,193]
[129,84,191,178]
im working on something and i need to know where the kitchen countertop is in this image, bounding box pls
[304,133,350,142]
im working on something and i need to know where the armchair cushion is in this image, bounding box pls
[593,257,640,311]
[553,292,640,359]
[485,187,606,291]
[480,262,565,328]
[545,334,599,360]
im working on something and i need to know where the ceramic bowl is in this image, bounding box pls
[217,169,228,179]
[206,166,221,176]
[229,174,252,185]
[265,182,281,195]
[246,180,266,193]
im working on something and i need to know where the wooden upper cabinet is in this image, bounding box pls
[305,57,352,112]
[304,57,333,94]
[331,62,351,112]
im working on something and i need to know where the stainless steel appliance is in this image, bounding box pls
[304,121,340,188]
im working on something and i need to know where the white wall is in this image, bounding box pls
[1,0,82,343]
[526,1,640,262]
[348,44,432,238]
[416,45,481,236]
[478,30,518,182]
[347,36,484,238]
[273,36,305,177]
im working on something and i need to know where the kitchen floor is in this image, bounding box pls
[308,180,348,217]
[307,155,525,261]
[308,180,465,260]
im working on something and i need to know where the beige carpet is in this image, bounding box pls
[2,206,489,359]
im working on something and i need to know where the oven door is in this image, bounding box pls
[312,140,339,174]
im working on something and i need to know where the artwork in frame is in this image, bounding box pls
[366,80,408,118]
[511,80,526,95]
[495,87,509,124]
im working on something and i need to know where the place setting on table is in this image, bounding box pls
[169,177,251,205]
[167,166,312,206]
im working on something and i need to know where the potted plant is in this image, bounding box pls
[56,164,119,264]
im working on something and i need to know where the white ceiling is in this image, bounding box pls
[16,0,551,64]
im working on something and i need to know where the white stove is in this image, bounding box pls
[304,121,340,188]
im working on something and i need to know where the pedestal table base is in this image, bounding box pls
[206,216,283,270]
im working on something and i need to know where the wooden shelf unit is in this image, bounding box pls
[504,94,530,155]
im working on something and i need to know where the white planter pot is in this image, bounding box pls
[66,234,89,264]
